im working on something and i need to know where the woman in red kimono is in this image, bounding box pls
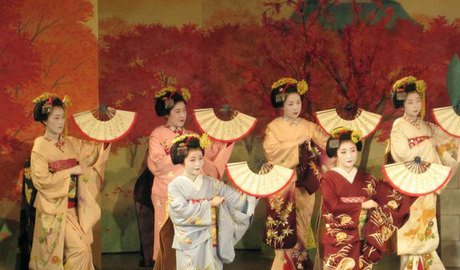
[320,127,397,270]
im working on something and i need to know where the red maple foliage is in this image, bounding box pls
[1,0,98,201]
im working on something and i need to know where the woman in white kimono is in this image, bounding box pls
[389,76,459,270]
[167,133,256,270]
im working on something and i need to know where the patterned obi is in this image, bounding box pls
[189,198,218,246]
[340,196,366,203]
[407,136,430,148]
[48,158,79,208]
[340,196,368,239]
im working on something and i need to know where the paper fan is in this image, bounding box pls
[73,107,137,142]
[432,106,460,138]
[193,107,257,142]
[314,108,381,139]
[225,162,294,197]
[382,157,452,196]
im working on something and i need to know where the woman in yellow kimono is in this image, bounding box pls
[263,78,329,270]
[29,94,111,270]
[389,76,459,270]
[148,87,233,262]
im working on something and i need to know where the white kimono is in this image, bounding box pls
[167,175,256,270]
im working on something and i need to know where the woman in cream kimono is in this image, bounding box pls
[148,86,234,261]
[167,133,256,270]
[389,76,459,270]
[29,94,111,270]
[263,78,329,270]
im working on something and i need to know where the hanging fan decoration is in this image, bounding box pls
[382,156,452,196]
[225,162,294,197]
[193,105,257,142]
[314,105,381,139]
[73,106,137,142]
[432,54,460,137]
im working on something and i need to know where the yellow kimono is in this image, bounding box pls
[29,136,110,270]
[263,117,328,269]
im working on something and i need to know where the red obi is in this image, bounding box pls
[407,136,430,148]
[49,159,79,208]
[48,158,79,172]
[340,196,366,203]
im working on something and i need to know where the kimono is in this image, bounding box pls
[263,117,328,269]
[29,136,109,270]
[167,175,256,270]
[390,117,457,270]
[321,168,381,270]
[148,125,234,260]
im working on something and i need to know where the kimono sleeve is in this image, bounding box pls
[68,137,109,181]
[203,141,234,179]
[308,121,329,151]
[167,182,213,226]
[147,133,182,178]
[214,180,247,211]
[30,151,71,199]
[390,122,433,162]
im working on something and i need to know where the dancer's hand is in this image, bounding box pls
[68,165,82,175]
[210,196,224,207]
[362,199,378,209]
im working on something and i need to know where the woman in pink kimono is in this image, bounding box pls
[389,76,459,270]
[263,78,329,270]
[29,94,111,270]
[148,87,234,261]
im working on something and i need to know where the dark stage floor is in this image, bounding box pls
[102,250,460,270]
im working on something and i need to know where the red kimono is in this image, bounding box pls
[320,168,408,270]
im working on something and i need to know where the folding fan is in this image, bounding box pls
[314,108,382,139]
[73,107,137,142]
[432,106,460,138]
[382,157,452,196]
[193,107,257,142]
[225,161,294,197]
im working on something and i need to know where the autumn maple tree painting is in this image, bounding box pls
[99,0,460,167]
[1,0,97,200]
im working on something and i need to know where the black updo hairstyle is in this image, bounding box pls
[154,91,187,117]
[391,83,418,109]
[170,136,205,165]
[270,83,303,108]
[325,130,363,158]
[33,97,65,123]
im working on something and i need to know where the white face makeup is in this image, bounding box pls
[336,141,358,172]
[282,92,302,120]
[183,148,204,179]
[44,106,66,136]
[166,101,187,128]
[403,91,422,117]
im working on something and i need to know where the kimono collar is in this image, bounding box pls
[331,166,358,184]
[184,174,203,191]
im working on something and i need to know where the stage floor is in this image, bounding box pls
[102,250,460,270]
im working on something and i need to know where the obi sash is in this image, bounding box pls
[48,158,79,208]
[408,136,430,148]
[188,198,218,246]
